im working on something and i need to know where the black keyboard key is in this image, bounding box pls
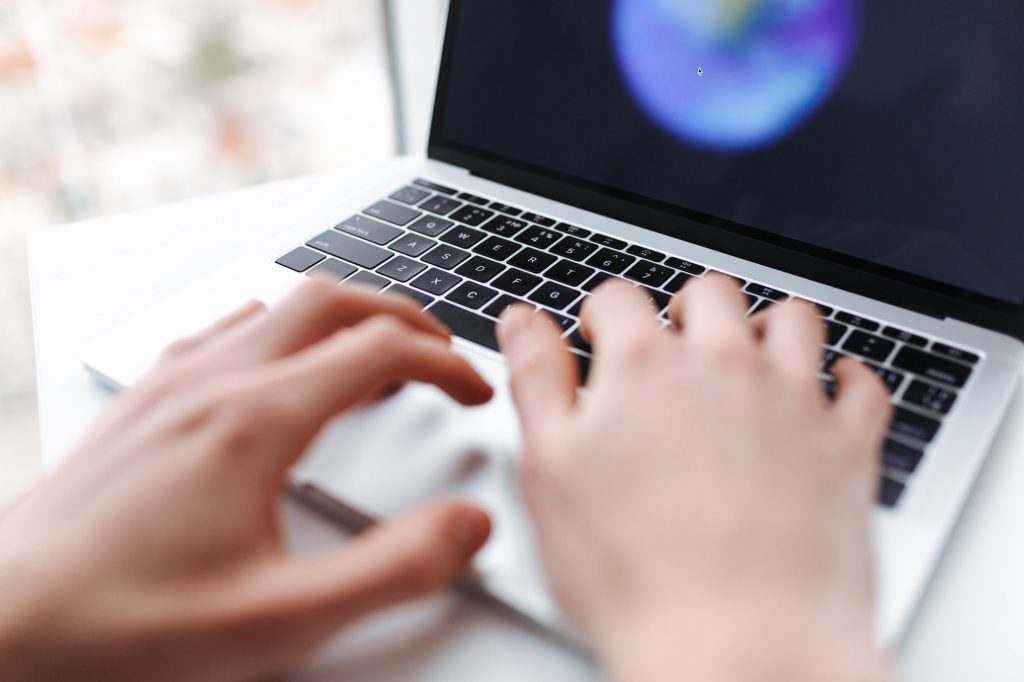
[587,248,636,275]
[521,212,556,228]
[822,350,847,375]
[882,327,928,348]
[364,200,420,227]
[483,294,535,319]
[572,351,592,386]
[428,301,499,352]
[664,257,707,275]
[276,247,324,273]
[590,234,628,250]
[625,260,674,287]
[413,178,457,195]
[892,347,972,388]
[879,478,906,508]
[390,186,431,205]
[441,226,488,249]
[567,294,590,318]
[385,284,434,308]
[568,328,592,353]
[583,271,626,292]
[456,256,506,283]
[795,299,834,317]
[346,270,390,291]
[473,236,521,261]
[750,299,775,315]
[664,271,693,294]
[419,195,463,216]
[827,321,848,347]
[450,205,495,227]
[641,287,672,313]
[307,231,393,269]
[488,201,522,216]
[376,255,427,282]
[457,191,489,206]
[336,215,404,245]
[626,245,666,262]
[515,225,562,249]
[551,237,599,261]
[408,215,454,237]
[884,440,925,474]
[546,260,596,287]
[842,330,896,363]
[422,244,470,270]
[745,283,790,302]
[545,312,576,335]
[447,282,499,310]
[492,269,543,297]
[390,233,436,258]
[903,380,958,415]
[931,342,980,365]
[743,293,758,310]
[508,247,558,274]
[307,258,357,283]
[835,311,881,332]
[411,268,463,296]
[529,281,581,311]
[890,407,942,443]
[481,216,529,238]
[865,364,906,394]
[555,223,592,238]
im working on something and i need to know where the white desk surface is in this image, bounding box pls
[28,158,1024,681]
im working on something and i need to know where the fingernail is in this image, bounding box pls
[498,306,534,348]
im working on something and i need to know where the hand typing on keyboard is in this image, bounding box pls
[0,279,493,682]
[499,275,895,682]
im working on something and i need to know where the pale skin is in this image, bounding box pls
[0,275,894,681]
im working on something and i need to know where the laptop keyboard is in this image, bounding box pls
[276,178,982,510]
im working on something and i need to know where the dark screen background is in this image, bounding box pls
[438,1,1024,305]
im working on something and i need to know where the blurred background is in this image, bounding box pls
[0,0,445,504]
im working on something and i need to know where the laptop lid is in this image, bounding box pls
[427,0,1024,340]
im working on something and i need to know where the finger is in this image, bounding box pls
[498,306,577,445]
[578,280,662,357]
[267,501,491,628]
[271,317,493,447]
[668,274,754,348]
[161,300,267,360]
[761,301,826,383]
[832,358,893,466]
[252,278,451,359]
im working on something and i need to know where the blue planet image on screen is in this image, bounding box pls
[612,0,861,151]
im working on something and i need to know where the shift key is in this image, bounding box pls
[306,231,393,269]
[892,347,973,388]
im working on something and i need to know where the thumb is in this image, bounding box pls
[497,306,577,447]
[273,501,491,628]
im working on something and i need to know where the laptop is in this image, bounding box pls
[82,0,1024,645]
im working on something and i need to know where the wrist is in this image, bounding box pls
[596,604,892,682]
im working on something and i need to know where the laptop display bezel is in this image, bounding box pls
[426,0,1024,341]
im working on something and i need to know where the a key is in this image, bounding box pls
[902,380,957,415]
[624,261,673,287]
[276,247,324,273]
[664,257,706,275]
[455,256,506,283]
[884,439,925,474]
[842,330,896,363]
[483,294,535,319]
[389,186,431,205]
[346,270,390,291]
[306,231,393,269]
[481,216,528,238]
[376,255,426,282]
[419,196,462,216]
[450,205,495,227]
[491,268,543,297]
[515,225,562,249]
[447,282,499,310]
[390,233,436,258]
[508,247,558,274]
[550,237,598,262]
[529,281,580,310]
[411,268,463,296]
[892,347,973,388]
[835,312,881,332]
[586,248,636,274]
[384,284,435,308]
[890,407,942,443]
[422,244,471,270]
[364,200,420,227]
[626,245,666,262]
[590,234,628,250]
[427,301,499,351]
[473,236,521,261]
[440,226,488,249]
[336,215,404,245]
[408,215,454,237]
[307,258,357,283]
[546,260,596,288]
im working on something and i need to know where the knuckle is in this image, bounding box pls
[616,329,660,365]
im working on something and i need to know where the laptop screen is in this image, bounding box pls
[433,1,1024,307]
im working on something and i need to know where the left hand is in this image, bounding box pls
[0,279,494,682]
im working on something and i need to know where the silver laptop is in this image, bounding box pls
[82,1,1024,645]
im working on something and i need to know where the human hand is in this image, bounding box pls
[499,276,893,682]
[0,279,493,682]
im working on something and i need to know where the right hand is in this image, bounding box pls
[498,276,894,682]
